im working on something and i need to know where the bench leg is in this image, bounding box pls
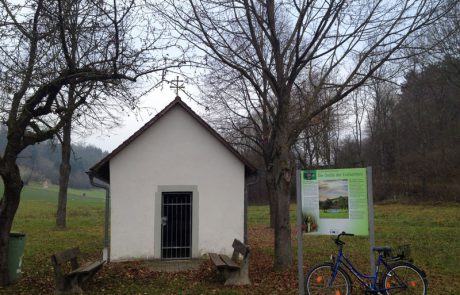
[54,276,83,295]
[81,265,103,285]
[222,266,250,286]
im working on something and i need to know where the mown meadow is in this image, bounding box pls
[0,183,459,294]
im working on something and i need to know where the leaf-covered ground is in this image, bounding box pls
[1,185,459,294]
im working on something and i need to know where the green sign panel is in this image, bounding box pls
[301,168,369,236]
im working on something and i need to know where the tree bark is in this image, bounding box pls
[56,80,76,229]
[56,118,72,229]
[266,182,276,228]
[266,132,293,271]
[0,154,23,286]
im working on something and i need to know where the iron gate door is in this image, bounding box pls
[161,192,192,259]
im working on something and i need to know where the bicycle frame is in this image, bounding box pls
[314,232,415,293]
[329,246,397,292]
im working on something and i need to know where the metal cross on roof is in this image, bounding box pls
[170,76,185,97]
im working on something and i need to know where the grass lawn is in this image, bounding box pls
[0,183,459,294]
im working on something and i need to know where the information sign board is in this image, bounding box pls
[301,168,369,236]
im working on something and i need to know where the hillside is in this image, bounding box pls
[0,128,108,189]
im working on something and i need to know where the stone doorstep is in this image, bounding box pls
[141,258,206,272]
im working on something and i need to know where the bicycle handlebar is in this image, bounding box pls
[333,232,354,246]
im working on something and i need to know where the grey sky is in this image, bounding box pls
[78,87,202,152]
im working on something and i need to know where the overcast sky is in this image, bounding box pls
[78,86,202,153]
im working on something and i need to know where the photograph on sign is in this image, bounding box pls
[301,168,369,236]
[319,179,349,219]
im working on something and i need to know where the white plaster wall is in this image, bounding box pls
[109,105,245,261]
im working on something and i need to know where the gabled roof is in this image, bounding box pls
[89,97,256,182]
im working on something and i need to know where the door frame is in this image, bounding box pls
[154,185,199,258]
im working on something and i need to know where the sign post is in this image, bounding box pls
[367,167,376,274]
[296,169,304,295]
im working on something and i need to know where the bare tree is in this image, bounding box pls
[0,0,173,284]
[53,0,148,229]
[55,82,135,228]
[159,0,451,270]
[367,78,399,194]
[415,0,460,64]
[55,85,76,229]
[350,89,368,160]
[54,0,80,229]
[396,59,459,200]
[294,105,342,168]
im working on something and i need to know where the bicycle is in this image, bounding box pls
[304,232,427,294]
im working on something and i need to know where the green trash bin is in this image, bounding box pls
[7,232,25,283]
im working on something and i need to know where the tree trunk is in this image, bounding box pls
[56,81,76,229]
[269,200,276,228]
[267,182,276,228]
[56,119,72,229]
[0,157,23,286]
[267,138,293,271]
[264,159,276,228]
[272,177,292,270]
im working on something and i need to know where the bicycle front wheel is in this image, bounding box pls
[305,262,352,295]
[381,261,427,294]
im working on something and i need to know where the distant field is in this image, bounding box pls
[0,183,458,294]
[3,182,106,204]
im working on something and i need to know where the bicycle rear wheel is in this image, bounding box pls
[380,261,427,294]
[305,262,352,295]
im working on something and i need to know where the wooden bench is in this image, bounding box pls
[209,239,250,286]
[51,248,105,294]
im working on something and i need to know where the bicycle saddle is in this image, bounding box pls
[372,246,392,252]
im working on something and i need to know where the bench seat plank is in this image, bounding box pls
[209,253,226,268]
[219,255,240,270]
[68,260,104,276]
